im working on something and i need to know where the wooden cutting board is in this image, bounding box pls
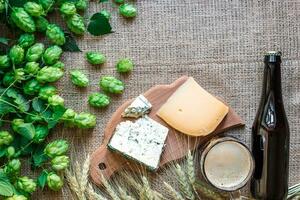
[90,76,244,186]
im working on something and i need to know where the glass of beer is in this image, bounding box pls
[200,136,254,193]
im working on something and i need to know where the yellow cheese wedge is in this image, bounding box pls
[157,77,229,136]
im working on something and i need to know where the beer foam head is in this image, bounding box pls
[203,141,253,191]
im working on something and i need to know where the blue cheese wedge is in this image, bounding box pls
[108,116,169,170]
[122,95,152,118]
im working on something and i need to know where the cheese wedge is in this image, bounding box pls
[157,77,229,136]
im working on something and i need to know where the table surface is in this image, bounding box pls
[14,0,298,199]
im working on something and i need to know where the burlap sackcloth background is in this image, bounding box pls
[24,0,300,199]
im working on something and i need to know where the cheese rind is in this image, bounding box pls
[157,77,229,136]
[108,116,168,170]
[122,95,152,118]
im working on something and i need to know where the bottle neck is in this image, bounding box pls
[261,62,282,100]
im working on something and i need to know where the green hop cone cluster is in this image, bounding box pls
[75,0,88,11]
[60,2,76,16]
[99,76,124,94]
[16,176,37,193]
[61,108,76,127]
[43,45,63,65]
[6,146,15,158]
[70,70,89,87]
[100,9,111,19]
[0,55,10,69]
[35,16,49,32]
[46,24,66,45]
[88,92,110,108]
[86,52,106,65]
[52,61,65,69]
[116,58,134,73]
[47,172,63,191]
[0,131,13,146]
[24,62,40,75]
[4,159,21,177]
[24,2,45,17]
[26,43,45,62]
[18,34,35,49]
[119,4,137,18]
[14,68,26,83]
[38,85,57,100]
[66,14,85,35]
[23,79,41,95]
[12,119,24,132]
[44,139,69,158]
[9,45,24,65]
[33,125,49,143]
[51,155,70,171]
[48,94,64,107]
[5,195,28,200]
[37,66,64,83]
[74,112,96,128]
[11,7,36,33]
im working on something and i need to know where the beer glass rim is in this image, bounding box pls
[200,136,255,192]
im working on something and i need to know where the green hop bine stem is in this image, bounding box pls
[116,58,134,73]
[38,85,57,100]
[0,55,10,69]
[70,70,89,87]
[48,94,64,107]
[75,0,88,11]
[86,52,106,65]
[9,45,24,65]
[36,66,64,83]
[51,155,70,171]
[44,139,69,158]
[24,62,40,75]
[34,16,49,32]
[23,79,41,95]
[66,14,85,35]
[11,7,36,33]
[47,172,64,191]
[16,176,37,194]
[24,2,45,17]
[18,34,35,49]
[46,24,66,46]
[26,43,45,62]
[88,92,110,108]
[99,76,125,94]
[0,131,13,146]
[42,45,63,65]
[74,112,96,128]
[60,2,77,16]
[119,4,137,18]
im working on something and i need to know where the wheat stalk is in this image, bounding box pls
[65,169,86,200]
[140,176,155,200]
[86,184,107,200]
[80,155,90,191]
[117,186,136,200]
[163,182,185,200]
[99,173,121,200]
[174,163,195,200]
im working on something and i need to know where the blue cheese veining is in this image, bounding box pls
[108,116,169,170]
[122,95,152,118]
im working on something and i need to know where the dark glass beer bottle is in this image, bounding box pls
[250,51,290,200]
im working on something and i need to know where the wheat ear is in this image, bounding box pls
[65,169,86,200]
[117,186,136,200]
[139,176,155,200]
[186,150,196,185]
[78,155,90,194]
[174,164,195,200]
[86,184,107,200]
[99,173,121,200]
[163,182,185,200]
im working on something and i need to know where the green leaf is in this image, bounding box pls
[32,99,47,113]
[0,148,6,157]
[32,145,48,167]
[0,37,9,45]
[87,13,113,36]
[8,0,27,7]
[0,172,14,197]
[61,32,81,52]
[6,89,30,112]
[16,123,35,140]
[47,105,66,129]
[37,170,48,189]
[0,99,16,115]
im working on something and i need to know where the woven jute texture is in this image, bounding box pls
[27,0,300,199]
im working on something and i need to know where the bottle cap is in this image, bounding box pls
[264,51,282,63]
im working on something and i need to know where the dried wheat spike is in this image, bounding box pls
[86,184,107,200]
[117,186,136,200]
[99,173,121,200]
[174,164,195,200]
[163,182,185,200]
